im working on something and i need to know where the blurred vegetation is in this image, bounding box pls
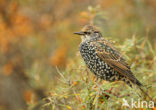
[0,0,156,110]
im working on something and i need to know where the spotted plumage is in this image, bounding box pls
[73,25,155,102]
[74,25,142,87]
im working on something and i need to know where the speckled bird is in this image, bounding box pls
[74,25,155,101]
[74,25,143,87]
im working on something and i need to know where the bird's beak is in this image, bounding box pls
[74,31,85,35]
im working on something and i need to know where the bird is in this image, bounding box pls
[74,25,153,101]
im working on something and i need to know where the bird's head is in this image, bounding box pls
[74,25,102,41]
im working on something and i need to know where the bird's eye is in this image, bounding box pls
[94,31,99,33]
[84,32,91,34]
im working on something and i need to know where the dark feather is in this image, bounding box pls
[90,39,142,86]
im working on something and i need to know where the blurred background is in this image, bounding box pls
[0,0,156,110]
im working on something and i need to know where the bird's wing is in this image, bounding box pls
[89,39,139,84]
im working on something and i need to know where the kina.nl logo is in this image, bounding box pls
[122,98,155,108]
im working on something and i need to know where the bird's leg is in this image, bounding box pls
[95,77,100,82]
[95,77,99,82]
[92,77,100,91]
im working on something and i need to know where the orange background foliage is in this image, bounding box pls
[0,0,156,110]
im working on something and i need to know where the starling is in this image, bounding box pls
[74,25,142,86]
[74,25,154,101]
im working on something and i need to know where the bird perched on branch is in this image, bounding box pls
[74,25,153,101]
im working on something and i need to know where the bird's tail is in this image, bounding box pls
[127,76,155,105]
[132,79,156,105]
[138,85,152,101]
[137,84,156,106]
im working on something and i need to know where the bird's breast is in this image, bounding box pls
[79,41,102,69]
